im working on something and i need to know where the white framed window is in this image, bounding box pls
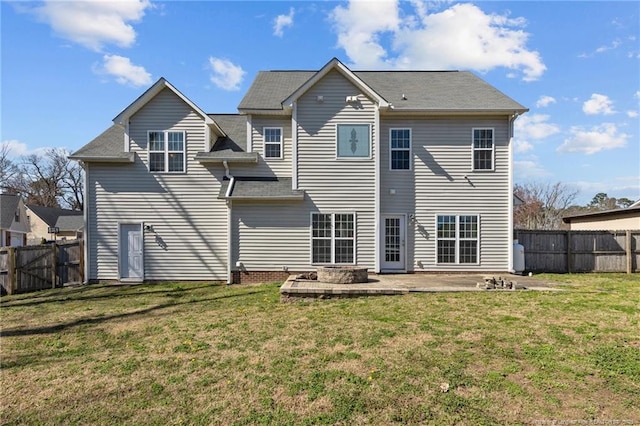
[436,215,479,264]
[336,124,371,159]
[311,213,355,264]
[472,128,494,171]
[148,130,186,173]
[390,128,411,170]
[263,127,283,159]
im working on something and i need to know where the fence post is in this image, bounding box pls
[566,231,572,273]
[7,247,16,295]
[626,230,632,274]
[51,243,57,289]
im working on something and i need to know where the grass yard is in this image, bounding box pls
[1,274,639,425]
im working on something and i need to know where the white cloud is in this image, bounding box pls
[514,160,550,179]
[515,114,561,140]
[582,93,615,115]
[32,0,152,51]
[330,0,400,67]
[627,110,639,118]
[208,57,246,91]
[273,8,295,37]
[95,54,152,87]
[1,140,29,158]
[1,140,51,159]
[536,95,556,108]
[635,91,640,99]
[329,1,546,81]
[514,140,534,153]
[557,123,629,155]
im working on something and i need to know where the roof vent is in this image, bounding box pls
[401,94,407,100]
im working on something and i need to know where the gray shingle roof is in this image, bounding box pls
[55,215,85,231]
[69,124,134,162]
[218,177,304,200]
[209,114,247,152]
[27,204,82,227]
[238,70,526,112]
[1,194,21,229]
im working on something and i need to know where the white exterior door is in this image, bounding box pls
[381,215,405,271]
[119,223,143,280]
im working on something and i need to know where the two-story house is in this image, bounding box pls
[70,58,527,284]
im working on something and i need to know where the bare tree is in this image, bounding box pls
[0,142,20,193]
[4,148,83,210]
[514,182,579,230]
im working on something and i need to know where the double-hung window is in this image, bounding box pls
[148,130,185,173]
[472,128,494,171]
[390,128,411,170]
[436,215,479,264]
[311,213,355,264]
[263,127,283,159]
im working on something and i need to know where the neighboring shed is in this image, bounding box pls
[562,206,640,231]
[1,194,30,246]
[26,205,84,243]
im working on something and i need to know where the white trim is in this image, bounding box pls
[335,123,372,160]
[380,214,407,272]
[204,123,211,152]
[374,105,380,273]
[113,78,225,136]
[389,128,412,171]
[309,212,357,265]
[227,200,233,284]
[147,130,187,173]
[283,58,388,109]
[246,115,252,153]
[435,214,480,265]
[124,120,130,153]
[83,163,89,283]
[292,102,298,189]
[118,222,144,282]
[471,127,495,172]
[263,127,284,160]
[508,115,516,272]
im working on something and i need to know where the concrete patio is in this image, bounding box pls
[280,273,564,300]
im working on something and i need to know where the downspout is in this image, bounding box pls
[82,161,89,284]
[507,112,520,273]
[223,160,234,284]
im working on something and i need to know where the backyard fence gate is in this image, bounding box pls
[0,241,84,295]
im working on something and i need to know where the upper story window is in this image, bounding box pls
[263,127,283,159]
[148,131,185,173]
[472,128,494,171]
[390,128,411,170]
[337,124,370,159]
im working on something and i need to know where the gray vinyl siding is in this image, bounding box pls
[296,69,377,268]
[231,201,311,271]
[87,88,228,281]
[242,115,292,178]
[380,116,511,271]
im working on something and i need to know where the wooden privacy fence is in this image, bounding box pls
[515,230,638,274]
[0,241,84,295]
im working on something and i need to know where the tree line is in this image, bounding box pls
[1,143,83,210]
[514,181,636,230]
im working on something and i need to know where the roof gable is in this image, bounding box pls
[282,58,388,109]
[26,205,82,227]
[1,194,22,229]
[113,78,225,136]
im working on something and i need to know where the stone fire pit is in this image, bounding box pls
[316,266,368,284]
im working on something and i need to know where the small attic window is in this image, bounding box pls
[15,211,20,222]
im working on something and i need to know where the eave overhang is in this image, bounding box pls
[194,151,259,164]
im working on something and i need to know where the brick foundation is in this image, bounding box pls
[232,270,293,284]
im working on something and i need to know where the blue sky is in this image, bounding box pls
[2,0,639,204]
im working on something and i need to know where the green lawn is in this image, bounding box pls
[1,274,639,425]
